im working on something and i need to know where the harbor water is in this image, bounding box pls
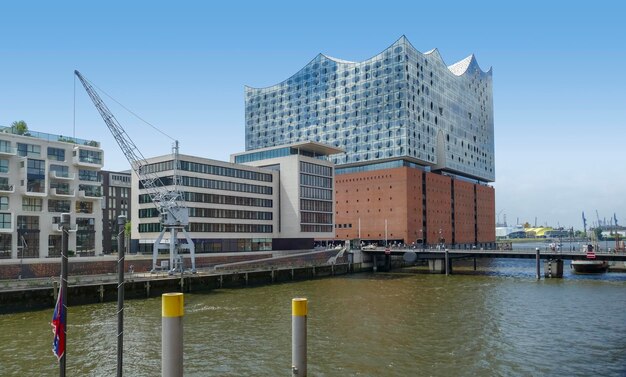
[1,260,625,376]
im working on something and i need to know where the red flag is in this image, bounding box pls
[51,285,65,360]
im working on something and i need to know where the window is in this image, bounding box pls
[22,197,42,211]
[17,143,41,157]
[0,159,8,173]
[0,177,11,191]
[76,201,93,214]
[48,199,71,213]
[79,169,100,182]
[0,140,11,154]
[49,164,69,178]
[79,184,102,197]
[27,159,46,193]
[0,196,8,210]
[47,147,66,161]
[78,149,102,165]
[0,213,10,229]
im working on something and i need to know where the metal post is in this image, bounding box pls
[117,215,127,377]
[535,247,540,280]
[292,298,308,377]
[60,213,70,377]
[445,249,449,276]
[162,293,184,377]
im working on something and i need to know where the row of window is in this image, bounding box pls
[300,161,332,177]
[301,211,332,224]
[300,199,332,213]
[301,224,333,233]
[301,186,332,201]
[139,207,273,221]
[2,196,93,213]
[136,238,273,254]
[300,173,333,189]
[138,222,274,234]
[180,176,273,195]
[141,160,273,182]
[139,192,274,208]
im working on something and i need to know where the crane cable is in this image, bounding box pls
[75,74,176,142]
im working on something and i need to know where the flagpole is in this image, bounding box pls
[60,213,70,377]
[117,215,127,377]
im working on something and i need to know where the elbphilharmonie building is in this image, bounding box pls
[243,37,496,247]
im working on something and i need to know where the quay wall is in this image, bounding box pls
[0,263,360,314]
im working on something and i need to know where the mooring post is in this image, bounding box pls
[117,215,127,377]
[535,247,540,280]
[162,293,184,377]
[445,249,449,276]
[292,298,308,377]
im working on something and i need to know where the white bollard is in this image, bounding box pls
[292,298,308,376]
[162,293,184,377]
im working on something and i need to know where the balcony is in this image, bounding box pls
[0,184,14,193]
[51,188,75,198]
[23,188,47,197]
[49,171,75,180]
[79,189,103,200]
[72,146,103,168]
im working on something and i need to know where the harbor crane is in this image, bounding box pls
[74,70,195,274]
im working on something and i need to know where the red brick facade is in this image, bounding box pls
[334,167,495,247]
[453,180,476,244]
[476,184,496,242]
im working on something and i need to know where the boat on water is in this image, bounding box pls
[571,244,608,273]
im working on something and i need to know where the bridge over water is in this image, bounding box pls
[361,248,626,278]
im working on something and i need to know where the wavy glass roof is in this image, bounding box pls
[244,36,495,182]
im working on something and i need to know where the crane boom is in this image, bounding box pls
[74,70,195,273]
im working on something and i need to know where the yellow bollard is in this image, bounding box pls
[292,298,308,376]
[162,293,184,377]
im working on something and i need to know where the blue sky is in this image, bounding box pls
[1,1,624,230]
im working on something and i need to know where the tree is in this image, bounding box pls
[10,120,28,135]
[593,227,603,241]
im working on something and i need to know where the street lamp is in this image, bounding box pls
[438,228,443,250]
[419,228,423,251]
[17,226,27,280]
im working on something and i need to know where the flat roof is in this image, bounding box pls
[231,141,344,158]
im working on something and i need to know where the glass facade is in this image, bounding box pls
[245,36,494,182]
[234,146,329,164]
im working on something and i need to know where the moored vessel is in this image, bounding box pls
[571,244,608,273]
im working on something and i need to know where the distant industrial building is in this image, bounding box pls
[244,36,496,247]
[0,126,103,259]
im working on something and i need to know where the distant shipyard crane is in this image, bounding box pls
[74,70,195,274]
